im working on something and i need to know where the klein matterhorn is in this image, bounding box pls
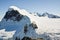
[0,6,60,40]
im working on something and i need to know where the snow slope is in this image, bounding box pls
[0,6,60,40]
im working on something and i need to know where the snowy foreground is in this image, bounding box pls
[0,6,60,40]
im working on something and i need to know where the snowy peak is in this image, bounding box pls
[4,6,24,21]
[33,12,60,18]
[8,6,21,11]
[42,12,60,18]
[31,12,60,18]
[42,12,48,17]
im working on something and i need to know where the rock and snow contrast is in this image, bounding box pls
[0,6,60,40]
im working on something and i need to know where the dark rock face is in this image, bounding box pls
[4,10,23,21]
[22,37,32,40]
[29,22,38,29]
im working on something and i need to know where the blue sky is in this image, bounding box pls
[0,0,60,20]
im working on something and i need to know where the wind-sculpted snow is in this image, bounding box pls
[0,6,60,40]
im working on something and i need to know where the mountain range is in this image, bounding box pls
[0,6,60,40]
[31,12,60,18]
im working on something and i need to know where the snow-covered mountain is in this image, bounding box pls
[32,12,60,18]
[42,12,60,18]
[0,6,60,40]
